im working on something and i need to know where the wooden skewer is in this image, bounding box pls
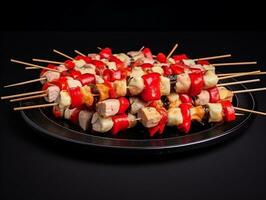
[213,61,257,67]
[32,58,64,65]
[234,107,266,116]
[193,54,232,61]
[217,79,260,87]
[74,50,86,56]
[4,77,46,88]
[97,47,102,50]
[233,87,266,94]
[1,90,45,100]
[11,59,60,72]
[218,70,260,80]
[14,103,58,111]
[25,67,40,70]
[235,113,245,116]
[217,71,266,77]
[166,43,178,59]
[10,93,47,102]
[53,49,74,60]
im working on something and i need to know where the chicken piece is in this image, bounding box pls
[73,59,86,68]
[182,59,196,66]
[104,61,117,70]
[202,64,215,73]
[79,110,93,131]
[167,107,183,126]
[114,53,131,66]
[175,73,191,93]
[96,83,110,101]
[203,70,218,89]
[57,64,68,72]
[127,113,137,128]
[96,99,120,117]
[151,66,164,75]
[113,79,127,97]
[129,97,146,114]
[67,79,82,88]
[218,87,234,102]
[95,75,104,84]
[41,71,60,83]
[130,67,145,77]
[142,58,154,64]
[207,103,223,122]
[91,113,114,133]
[80,86,94,107]
[64,108,76,120]
[168,58,175,64]
[167,93,180,103]
[160,76,171,96]
[137,107,162,128]
[57,91,71,109]
[45,85,60,102]
[128,77,144,96]
[194,90,210,106]
[76,67,96,75]
[190,106,205,122]
[87,53,100,60]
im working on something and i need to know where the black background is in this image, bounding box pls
[1,1,266,200]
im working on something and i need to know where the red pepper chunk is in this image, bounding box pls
[170,64,185,75]
[111,114,129,135]
[68,69,81,79]
[179,94,192,104]
[78,73,96,86]
[156,53,167,63]
[220,101,236,122]
[109,56,124,69]
[68,87,84,108]
[142,48,153,59]
[64,60,75,69]
[52,106,62,118]
[141,73,161,102]
[141,63,153,70]
[177,103,192,134]
[99,47,112,59]
[148,107,168,136]
[162,65,172,76]
[197,60,210,65]
[103,69,121,82]
[70,108,81,124]
[208,87,220,103]
[75,55,92,64]
[173,54,188,62]
[105,82,116,99]
[40,64,58,76]
[50,77,68,90]
[188,72,204,96]
[118,97,130,114]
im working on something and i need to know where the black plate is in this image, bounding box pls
[20,79,255,152]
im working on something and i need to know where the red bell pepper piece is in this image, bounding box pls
[220,101,236,122]
[70,108,81,124]
[173,54,188,62]
[50,77,68,91]
[40,64,58,76]
[42,82,52,91]
[118,97,130,114]
[179,94,192,104]
[68,87,84,108]
[140,63,153,70]
[103,69,121,82]
[142,48,153,59]
[162,65,172,76]
[105,81,116,99]
[177,103,191,134]
[52,105,62,118]
[197,60,210,65]
[78,73,96,86]
[109,55,124,69]
[188,72,204,96]
[208,87,220,103]
[68,69,81,79]
[111,114,129,135]
[141,73,161,102]
[156,53,167,63]
[170,64,185,75]
[75,55,92,64]
[99,47,112,59]
[64,60,75,69]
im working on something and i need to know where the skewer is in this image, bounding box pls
[10,93,47,102]
[235,113,245,116]
[32,58,64,65]
[217,79,260,87]
[217,71,266,77]
[213,61,257,67]
[138,46,145,53]
[166,43,178,59]
[1,90,45,100]
[74,50,86,56]
[14,103,58,111]
[234,107,266,116]
[53,49,74,60]
[233,87,266,94]
[193,54,232,61]
[218,70,260,80]
[25,67,40,70]
[4,78,46,88]
[97,47,102,50]
[11,59,60,72]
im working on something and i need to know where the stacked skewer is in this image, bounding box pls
[1,44,266,136]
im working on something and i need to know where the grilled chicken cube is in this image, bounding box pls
[127,113,137,128]
[207,103,223,122]
[190,106,205,122]
[96,99,120,117]
[91,113,114,133]
[113,79,127,97]
[203,70,218,89]
[167,107,183,126]
[45,85,60,102]
[175,73,191,93]
[79,110,93,131]
[129,97,146,115]
[160,76,171,96]
[128,77,144,96]
[195,90,210,106]
[218,86,234,102]
[137,107,162,128]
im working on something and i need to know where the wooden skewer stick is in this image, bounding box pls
[193,54,232,61]
[25,67,40,70]
[218,70,260,80]
[166,43,178,59]
[1,90,45,100]
[11,59,60,72]
[10,93,47,102]
[218,71,266,77]
[53,49,74,60]
[213,61,257,67]
[217,79,260,87]
[235,113,245,116]
[32,58,64,65]
[97,47,102,50]
[233,87,266,94]
[14,103,58,111]
[4,77,46,88]
[234,107,266,116]
[74,50,86,56]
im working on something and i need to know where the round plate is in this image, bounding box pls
[20,79,255,153]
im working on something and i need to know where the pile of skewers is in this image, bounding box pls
[1,44,266,136]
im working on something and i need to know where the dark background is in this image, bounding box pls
[1,1,266,200]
